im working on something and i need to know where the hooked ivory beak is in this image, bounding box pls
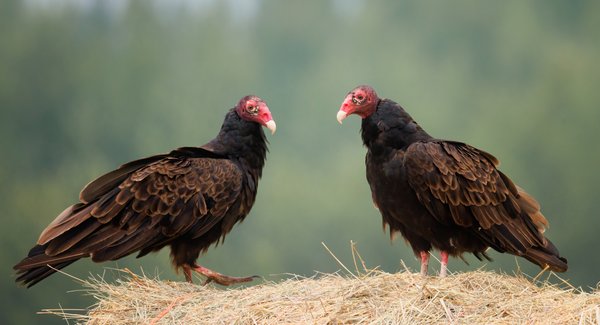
[265,120,277,135]
[336,110,348,124]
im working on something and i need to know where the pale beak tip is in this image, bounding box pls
[265,120,277,135]
[336,110,347,124]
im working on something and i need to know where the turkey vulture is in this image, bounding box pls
[336,85,567,277]
[14,95,276,287]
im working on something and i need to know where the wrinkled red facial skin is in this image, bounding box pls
[339,85,378,119]
[236,95,274,127]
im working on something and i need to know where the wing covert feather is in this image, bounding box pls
[37,156,244,262]
[404,141,548,252]
[405,142,513,227]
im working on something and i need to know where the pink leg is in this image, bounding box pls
[420,251,430,276]
[183,266,193,283]
[191,264,259,286]
[440,251,449,277]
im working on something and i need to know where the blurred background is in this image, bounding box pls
[1,0,599,323]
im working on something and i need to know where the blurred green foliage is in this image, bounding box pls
[1,0,599,323]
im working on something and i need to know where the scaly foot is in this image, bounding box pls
[184,264,259,286]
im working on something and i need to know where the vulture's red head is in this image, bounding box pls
[236,95,276,134]
[337,85,379,124]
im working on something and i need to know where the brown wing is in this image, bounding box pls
[15,156,244,285]
[78,146,223,204]
[79,154,168,203]
[404,141,550,254]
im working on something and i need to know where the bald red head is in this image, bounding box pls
[236,95,276,134]
[337,85,379,124]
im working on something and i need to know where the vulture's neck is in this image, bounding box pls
[361,99,433,156]
[204,109,268,175]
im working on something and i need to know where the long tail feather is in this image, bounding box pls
[524,239,568,272]
[13,244,85,287]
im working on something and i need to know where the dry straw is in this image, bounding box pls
[42,243,600,324]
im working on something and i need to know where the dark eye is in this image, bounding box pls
[247,106,259,115]
[352,95,365,104]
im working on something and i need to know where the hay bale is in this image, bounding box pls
[42,268,600,324]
